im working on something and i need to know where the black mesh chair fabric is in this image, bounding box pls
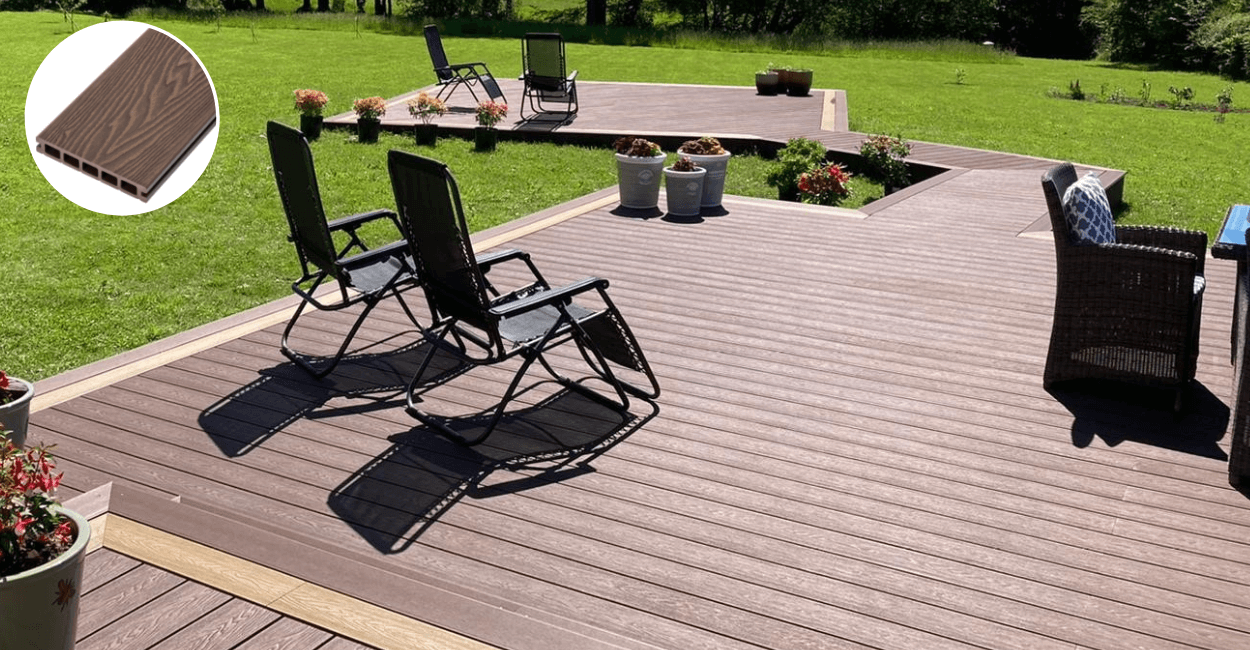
[387,149,659,445]
[1041,162,1206,410]
[520,32,578,120]
[424,24,506,106]
[267,121,424,378]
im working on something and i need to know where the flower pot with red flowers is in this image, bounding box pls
[0,430,91,650]
[614,136,665,210]
[408,92,448,147]
[293,89,328,140]
[0,371,34,449]
[474,100,508,152]
[798,162,853,207]
[677,136,731,208]
[353,96,387,144]
[663,156,707,217]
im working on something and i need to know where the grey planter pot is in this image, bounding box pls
[0,507,91,650]
[615,153,666,210]
[680,150,731,208]
[664,166,707,217]
[0,376,34,448]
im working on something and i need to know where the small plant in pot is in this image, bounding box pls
[352,96,387,144]
[755,69,780,96]
[677,136,731,209]
[293,89,328,140]
[1,428,92,650]
[408,92,447,147]
[664,155,707,217]
[766,137,827,202]
[474,100,508,152]
[798,162,853,206]
[0,371,34,449]
[613,136,665,211]
[858,134,912,193]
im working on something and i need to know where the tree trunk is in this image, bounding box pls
[255,0,265,9]
[316,0,328,11]
[587,0,606,25]
[374,0,385,15]
[299,0,312,12]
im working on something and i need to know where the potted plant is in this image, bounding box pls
[474,100,508,152]
[770,65,793,91]
[0,372,34,449]
[663,156,707,217]
[407,92,447,147]
[786,67,814,96]
[352,96,387,144]
[293,89,328,140]
[613,136,665,210]
[766,137,828,202]
[798,162,853,206]
[0,429,91,650]
[755,69,780,96]
[677,136,731,209]
[858,133,912,193]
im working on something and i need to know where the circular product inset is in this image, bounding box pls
[25,21,219,215]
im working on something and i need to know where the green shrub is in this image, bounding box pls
[1192,12,1250,79]
[766,137,827,200]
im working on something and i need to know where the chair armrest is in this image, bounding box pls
[449,62,492,76]
[1067,243,1200,298]
[489,277,608,318]
[475,248,527,270]
[1116,225,1207,273]
[336,239,409,271]
[567,70,578,82]
[326,209,398,233]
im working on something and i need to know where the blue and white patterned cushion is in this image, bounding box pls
[1061,172,1115,245]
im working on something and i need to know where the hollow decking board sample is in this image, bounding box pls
[36,29,216,202]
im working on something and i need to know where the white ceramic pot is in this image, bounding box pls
[615,153,666,210]
[680,150,731,208]
[0,508,91,650]
[664,166,707,217]
[0,376,34,448]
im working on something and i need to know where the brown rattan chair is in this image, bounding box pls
[1041,162,1206,411]
[387,150,660,445]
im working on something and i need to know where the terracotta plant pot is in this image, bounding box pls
[664,166,707,217]
[0,376,34,448]
[615,152,666,210]
[299,114,323,140]
[415,123,438,146]
[755,72,779,96]
[474,126,498,152]
[356,118,381,143]
[786,70,813,96]
[0,508,91,650]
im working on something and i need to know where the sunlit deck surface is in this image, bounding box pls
[31,81,1250,650]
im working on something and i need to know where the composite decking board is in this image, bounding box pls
[147,598,280,650]
[82,549,142,595]
[35,29,215,201]
[79,581,231,650]
[75,562,186,638]
[233,616,332,650]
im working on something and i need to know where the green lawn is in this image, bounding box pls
[4,11,1249,381]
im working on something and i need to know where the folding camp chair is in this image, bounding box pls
[424,24,506,106]
[520,32,578,120]
[387,150,660,445]
[267,120,425,378]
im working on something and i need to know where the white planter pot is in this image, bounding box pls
[615,153,666,210]
[0,376,34,448]
[681,150,731,208]
[664,167,707,217]
[0,508,91,650]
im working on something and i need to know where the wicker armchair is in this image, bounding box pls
[1041,163,1206,410]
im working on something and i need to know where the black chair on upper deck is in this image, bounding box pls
[387,150,660,445]
[1041,162,1206,411]
[424,24,506,106]
[267,120,425,378]
[520,32,578,121]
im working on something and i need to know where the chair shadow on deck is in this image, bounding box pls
[1048,380,1229,459]
[327,382,658,554]
[197,334,469,457]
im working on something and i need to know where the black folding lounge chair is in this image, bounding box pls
[387,150,660,445]
[1040,162,1205,411]
[266,120,425,378]
[424,24,506,106]
[520,32,578,121]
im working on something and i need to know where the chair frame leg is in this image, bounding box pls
[282,281,425,379]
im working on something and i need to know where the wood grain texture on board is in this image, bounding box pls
[35,29,216,202]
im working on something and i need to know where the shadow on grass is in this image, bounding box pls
[1048,379,1229,459]
[328,382,658,554]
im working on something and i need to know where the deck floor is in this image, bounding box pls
[27,82,1250,650]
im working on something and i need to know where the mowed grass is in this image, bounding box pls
[4,11,1249,380]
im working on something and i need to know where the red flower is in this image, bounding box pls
[0,371,8,391]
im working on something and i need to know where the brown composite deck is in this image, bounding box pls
[24,83,1250,650]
